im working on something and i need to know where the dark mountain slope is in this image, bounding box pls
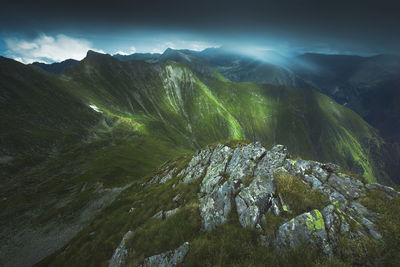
[113,53,160,62]
[197,48,305,87]
[0,56,99,177]
[156,48,306,87]
[31,59,79,74]
[292,53,400,141]
[0,56,189,267]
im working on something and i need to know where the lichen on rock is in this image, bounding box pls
[144,142,389,257]
[274,209,331,255]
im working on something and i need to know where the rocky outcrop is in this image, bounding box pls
[198,145,235,230]
[235,145,287,229]
[274,209,331,255]
[179,147,213,183]
[147,142,399,255]
[366,183,400,199]
[152,208,180,220]
[109,231,133,267]
[140,242,189,267]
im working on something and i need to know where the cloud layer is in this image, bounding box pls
[114,46,137,56]
[5,34,103,64]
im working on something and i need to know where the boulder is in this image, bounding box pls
[199,180,236,231]
[275,209,331,255]
[179,147,213,183]
[235,176,276,229]
[225,142,266,181]
[140,242,189,267]
[108,230,133,267]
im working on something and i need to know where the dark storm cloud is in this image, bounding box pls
[1,0,399,54]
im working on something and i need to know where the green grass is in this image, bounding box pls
[274,172,330,217]
[36,158,201,267]
[359,188,400,265]
[37,143,399,267]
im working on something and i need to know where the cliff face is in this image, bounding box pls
[44,141,400,266]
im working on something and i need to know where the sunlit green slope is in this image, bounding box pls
[60,51,389,183]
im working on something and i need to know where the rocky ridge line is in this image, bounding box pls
[114,142,399,266]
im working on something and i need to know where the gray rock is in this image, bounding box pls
[366,183,400,198]
[152,211,164,220]
[346,201,382,239]
[179,147,213,183]
[321,186,347,204]
[196,145,235,231]
[322,204,351,248]
[159,168,177,184]
[255,145,288,178]
[108,230,133,267]
[286,158,316,176]
[141,242,190,267]
[203,144,233,180]
[225,142,266,181]
[164,208,180,218]
[312,164,330,182]
[360,217,382,239]
[152,208,180,220]
[154,142,387,252]
[327,174,364,200]
[200,180,235,231]
[235,176,275,229]
[172,194,181,203]
[303,174,323,190]
[275,209,331,255]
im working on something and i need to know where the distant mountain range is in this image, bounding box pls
[31,59,79,74]
[31,48,400,144]
[79,48,399,143]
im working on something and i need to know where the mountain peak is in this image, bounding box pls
[83,50,115,64]
[85,50,112,60]
[86,49,102,56]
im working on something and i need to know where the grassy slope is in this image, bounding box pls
[0,57,191,267]
[60,53,388,183]
[39,143,400,267]
[198,74,387,183]
[0,57,100,177]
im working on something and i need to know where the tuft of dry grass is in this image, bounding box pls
[274,172,329,217]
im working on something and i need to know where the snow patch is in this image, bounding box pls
[89,104,102,113]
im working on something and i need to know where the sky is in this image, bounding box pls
[1,0,399,63]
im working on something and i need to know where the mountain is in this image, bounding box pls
[197,48,306,87]
[132,48,400,145]
[113,53,161,63]
[156,48,306,87]
[0,50,397,266]
[31,59,79,73]
[292,53,400,142]
[66,50,391,183]
[39,142,400,266]
[112,48,307,88]
[0,56,99,177]
[0,55,189,267]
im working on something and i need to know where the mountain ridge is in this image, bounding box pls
[39,142,400,266]
[0,50,398,266]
